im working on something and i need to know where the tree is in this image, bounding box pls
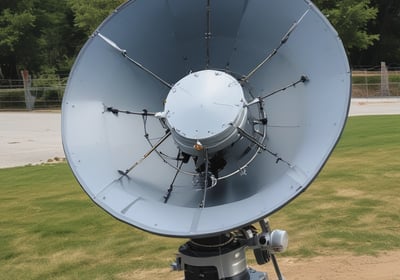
[0,0,36,78]
[0,0,81,79]
[0,0,123,79]
[33,0,86,75]
[351,0,400,66]
[314,0,379,53]
[1,0,395,78]
[68,0,125,36]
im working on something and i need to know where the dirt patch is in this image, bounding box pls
[262,251,400,280]
[335,188,365,198]
[117,251,400,280]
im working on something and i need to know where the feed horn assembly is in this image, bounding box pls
[62,0,351,279]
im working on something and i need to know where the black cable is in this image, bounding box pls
[105,106,156,116]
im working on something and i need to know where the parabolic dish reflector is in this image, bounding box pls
[62,0,351,238]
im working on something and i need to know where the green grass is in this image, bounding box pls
[270,115,400,257]
[0,164,183,279]
[1,115,400,278]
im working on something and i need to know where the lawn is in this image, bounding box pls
[271,115,400,257]
[0,115,399,279]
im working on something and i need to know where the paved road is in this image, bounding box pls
[0,98,399,168]
[0,112,64,168]
[350,97,400,116]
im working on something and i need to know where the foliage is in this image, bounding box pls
[68,0,125,36]
[0,89,26,109]
[0,0,38,78]
[0,0,83,78]
[351,0,400,66]
[314,0,379,51]
[0,0,399,79]
[0,8,35,52]
[0,0,122,79]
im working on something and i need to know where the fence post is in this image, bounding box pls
[380,62,390,96]
[364,70,369,98]
[21,70,36,110]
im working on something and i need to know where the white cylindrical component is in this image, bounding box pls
[270,230,289,253]
[162,70,247,155]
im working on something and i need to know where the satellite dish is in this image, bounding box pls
[62,0,350,238]
[62,0,351,278]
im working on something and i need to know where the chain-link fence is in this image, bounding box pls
[1,70,400,110]
[0,77,66,110]
[352,70,400,98]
